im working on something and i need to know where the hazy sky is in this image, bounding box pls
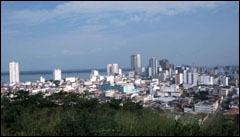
[1,1,239,71]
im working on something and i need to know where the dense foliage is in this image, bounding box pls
[1,91,239,136]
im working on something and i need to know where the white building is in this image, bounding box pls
[105,90,116,98]
[91,70,99,76]
[183,70,188,84]
[9,61,20,83]
[220,88,229,96]
[118,69,122,75]
[65,77,77,83]
[188,72,192,84]
[221,76,229,86]
[107,64,119,75]
[128,71,135,78]
[54,69,61,81]
[175,73,183,85]
[193,72,198,86]
[112,64,119,74]
[194,101,218,114]
[40,76,45,83]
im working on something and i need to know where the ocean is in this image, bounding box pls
[1,69,131,83]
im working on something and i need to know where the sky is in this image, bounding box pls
[1,1,239,72]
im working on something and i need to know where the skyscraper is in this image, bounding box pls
[175,73,183,85]
[183,70,188,84]
[159,59,170,71]
[107,64,112,75]
[149,57,158,77]
[112,64,119,74]
[9,61,20,83]
[40,76,45,83]
[54,69,61,81]
[193,72,198,86]
[188,72,192,84]
[131,54,142,74]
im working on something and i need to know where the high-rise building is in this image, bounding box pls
[9,61,20,83]
[175,73,183,85]
[183,70,188,84]
[159,59,170,71]
[131,54,142,74]
[221,76,229,86]
[54,69,61,81]
[107,64,112,75]
[40,76,45,83]
[118,69,122,75]
[149,57,158,77]
[193,72,198,86]
[188,72,192,84]
[112,64,119,74]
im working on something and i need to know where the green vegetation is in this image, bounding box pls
[1,91,239,136]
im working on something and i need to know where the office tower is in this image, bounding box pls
[159,59,170,71]
[131,54,142,74]
[188,72,192,84]
[9,61,20,83]
[183,70,188,84]
[118,69,122,75]
[221,76,229,86]
[149,57,158,77]
[54,69,61,81]
[175,66,183,74]
[141,67,146,76]
[175,73,183,84]
[40,76,45,83]
[107,64,112,75]
[170,64,175,69]
[148,66,152,77]
[192,72,198,86]
[112,64,119,74]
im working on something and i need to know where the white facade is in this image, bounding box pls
[194,101,218,114]
[112,64,119,74]
[118,69,122,75]
[183,70,187,84]
[221,76,229,86]
[91,70,99,76]
[199,75,213,85]
[65,77,76,82]
[9,62,20,83]
[54,69,61,81]
[193,72,198,86]
[129,71,135,78]
[188,72,192,84]
[40,76,45,83]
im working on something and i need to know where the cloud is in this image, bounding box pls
[4,1,221,25]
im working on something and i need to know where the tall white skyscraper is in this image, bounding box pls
[193,72,198,86]
[54,69,61,81]
[188,72,192,84]
[175,73,183,84]
[107,64,112,75]
[112,64,119,74]
[107,64,119,75]
[40,76,45,83]
[183,70,188,84]
[9,62,20,83]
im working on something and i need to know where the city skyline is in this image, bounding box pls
[1,1,239,72]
